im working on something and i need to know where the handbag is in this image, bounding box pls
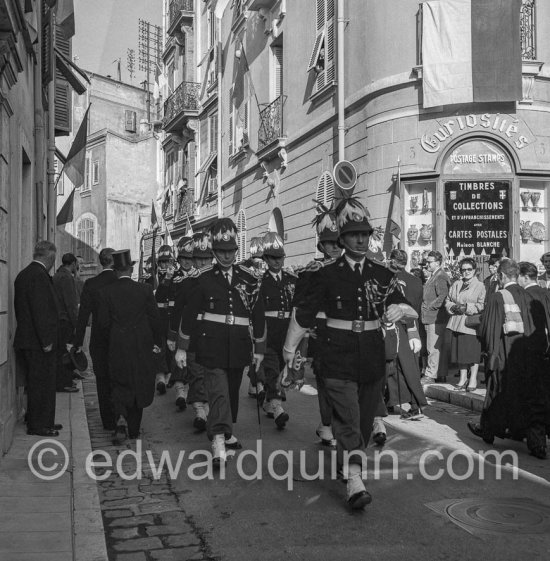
[464,314,481,328]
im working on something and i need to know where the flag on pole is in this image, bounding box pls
[421,0,522,108]
[389,157,402,246]
[151,200,159,230]
[56,0,75,39]
[63,106,89,188]
[56,187,75,226]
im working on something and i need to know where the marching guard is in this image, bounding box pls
[283,196,417,509]
[154,244,187,399]
[175,218,266,465]
[168,232,213,430]
[293,202,342,446]
[257,232,296,429]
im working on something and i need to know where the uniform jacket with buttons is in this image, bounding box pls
[155,268,187,334]
[170,272,202,353]
[177,264,266,369]
[293,256,409,383]
[260,269,297,351]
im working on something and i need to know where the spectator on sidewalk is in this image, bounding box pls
[483,255,500,301]
[73,248,117,430]
[53,253,80,393]
[421,250,450,384]
[445,258,485,392]
[14,241,60,437]
[75,255,85,303]
[97,250,162,444]
[537,252,550,289]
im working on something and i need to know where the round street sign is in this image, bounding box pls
[333,160,357,191]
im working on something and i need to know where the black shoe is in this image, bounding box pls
[193,417,207,431]
[467,421,494,444]
[112,425,127,445]
[176,397,187,411]
[275,411,289,429]
[348,490,372,510]
[59,386,79,393]
[156,381,167,395]
[166,379,175,389]
[225,437,243,450]
[73,372,86,380]
[51,424,63,430]
[27,428,59,437]
[373,432,387,445]
[530,446,547,460]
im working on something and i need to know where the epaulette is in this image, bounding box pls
[237,263,263,280]
[302,257,336,273]
[193,264,213,278]
[282,267,299,279]
[172,274,186,284]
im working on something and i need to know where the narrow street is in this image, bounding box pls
[124,371,550,561]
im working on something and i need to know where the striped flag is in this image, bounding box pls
[422,0,522,108]
[389,157,402,246]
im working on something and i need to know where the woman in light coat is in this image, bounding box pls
[445,258,486,391]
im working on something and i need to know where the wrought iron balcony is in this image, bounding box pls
[520,0,536,60]
[168,0,194,36]
[175,190,195,223]
[163,81,200,132]
[258,95,285,151]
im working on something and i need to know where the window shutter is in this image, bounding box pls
[316,0,325,31]
[84,156,90,190]
[325,4,336,84]
[54,26,72,135]
[42,4,54,85]
[243,101,249,145]
[273,47,283,98]
[324,172,334,205]
[125,110,136,132]
[236,209,247,262]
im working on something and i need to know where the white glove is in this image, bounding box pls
[167,339,176,352]
[175,349,187,368]
[283,347,295,369]
[66,343,74,352]
[152,345,161,354]
[252,353,264,370]
[409,338,421,354]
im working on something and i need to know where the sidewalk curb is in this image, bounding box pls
[424,383,485,413]
[70,385,109,561]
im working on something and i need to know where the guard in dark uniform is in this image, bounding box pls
[293,202,342,446]
[284,197,417,510]
[258,232,296,429]
[140,256,155,286]
[175,218,266,464]
[169,232,213,430]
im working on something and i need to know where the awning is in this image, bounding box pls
[55,48,88,95]
[195,151,217,175]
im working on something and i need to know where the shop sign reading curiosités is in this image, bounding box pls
[421,113,530,153]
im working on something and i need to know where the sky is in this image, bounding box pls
[72,0,163,86]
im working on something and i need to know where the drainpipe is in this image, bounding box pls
[216,23,222,218]
[337,0,345,162]
[47,47,57,243]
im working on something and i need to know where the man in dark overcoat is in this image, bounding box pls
[97,249,162,443]
[73,248,117,430]
[284,197,417,510]
[14,240,60,436]
[175,218,266,465]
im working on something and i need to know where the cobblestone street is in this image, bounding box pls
[83,378,219,561]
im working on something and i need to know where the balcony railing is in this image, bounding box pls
[258,95,285,151]
[175,190,195,222]
[163,81,200,129]
[168,0,194,34]
[521,0,536,60]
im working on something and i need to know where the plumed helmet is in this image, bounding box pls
[177,236,194,259]
[335,196,373,237]
[157,244,174,261]
[192,232,212,258]
[210,217,238,250]
[249,236,264,259]
[312,200,339,245]
[262,231,285,258]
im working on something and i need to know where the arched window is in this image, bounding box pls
[236,209,247,262]
[77,215,96,263]
[315,171,335,207]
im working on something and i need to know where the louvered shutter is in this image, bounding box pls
[236,209,247,262]
[42,4,54,85]
[54,26,72,135]
[273,46,283,98]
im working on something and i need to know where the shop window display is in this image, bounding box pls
[403,181,436,270]
[519,179,549,268]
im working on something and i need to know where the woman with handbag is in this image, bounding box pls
[445,258,486,391]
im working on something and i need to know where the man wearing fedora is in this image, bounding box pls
[73,248,117,430]
[175,218,266,465]
[284,197,417,510]
[97,249,162,443]
[257,231,297,429]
